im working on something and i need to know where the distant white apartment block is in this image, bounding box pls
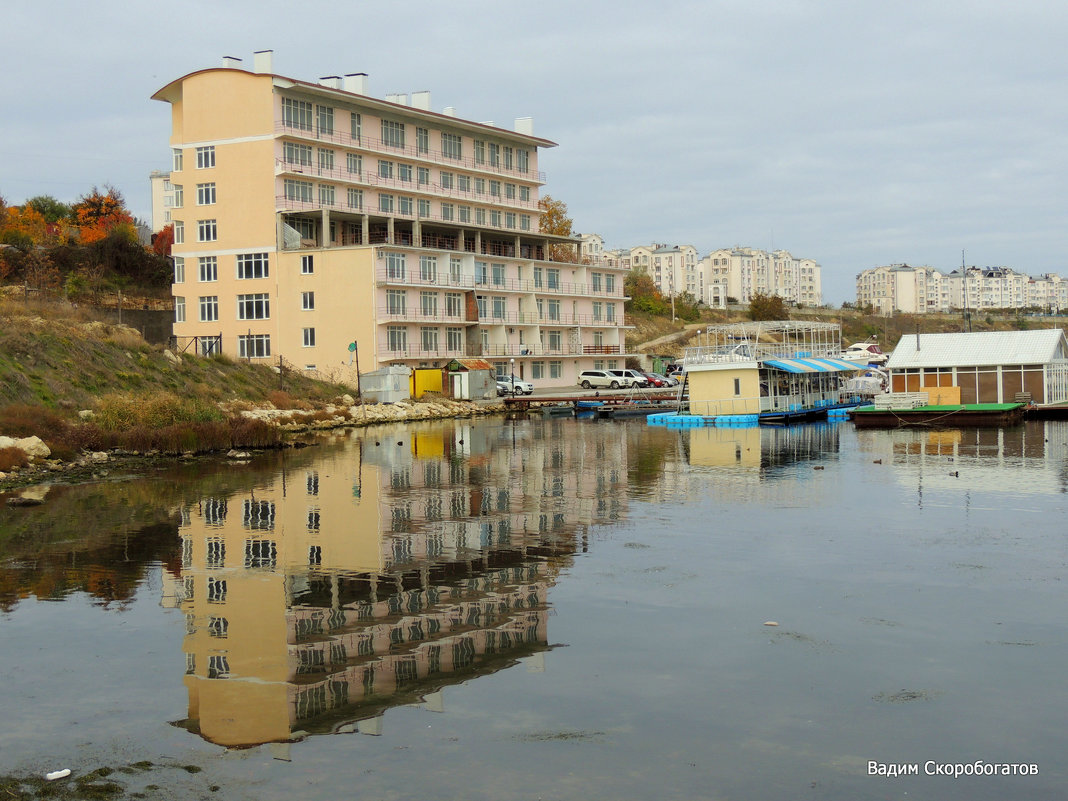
[149,170,175,232]
[856,264,1068,313]
[700,247,822,308]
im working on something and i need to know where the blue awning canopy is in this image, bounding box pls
[762,357,863,373]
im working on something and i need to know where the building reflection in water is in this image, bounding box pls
[163,417,630,747]
[679,422,842,503]
[856,420,1068,496]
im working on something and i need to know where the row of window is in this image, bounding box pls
[175,254,316,284]
[172,145,215,171]
[175,292,316,322]
[383,253,617,294]
[167,183,216,209]
[281,97,531,173]
[171,219,217,244]
[381,289,616,323]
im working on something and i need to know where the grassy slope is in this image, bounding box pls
[0,299,350,412]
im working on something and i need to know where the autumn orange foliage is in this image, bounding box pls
[72,186,135,244]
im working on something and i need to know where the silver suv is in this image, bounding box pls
[578,370,632,389]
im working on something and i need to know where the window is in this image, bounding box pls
[550,360,562,378]
[420,255,437,282]
[442,132,462,159]
[420,291,437,316]
[475,208,486,225]
[548,330,562,350]
[440,171,454,189]
[316,105,334,134]
[503,146,513,169]
[350,111,362,141]
[284,141,312,166]
[319,184,335,205]
[378,160,394,179]
[490,180,501,197]
[174,297,185,323]
[488,142,500,166]
[301,254,314,274]
[199,296,218,322]
[381,119,405,148]
[318,148,334,171]
[505,212,516,229]
[474,139,485,164]
[398,195,413,215]
[492,263,505,286]
[173,221,184,244]
[547,299,560,320]
[196,146,215,169]
[416,127,429,153]
[285,179,313,201]
[417,198,430,218]
[283,98,313,130]
[237,253,268,279]
[458,206,471,223]
[520,214,530,231]
[346,152,362,175]
[531,361,544,379]
[237,293,270,320]
[474,177,485,195]
[547,268,560,289]
[591,272,602,292]
[238,334,271,359]
[302,291,314,310]
[533,267,543,287]
[505,183,516,200]
[198,256,217,282]
[450,257,462,283]
[421,327,439,352]
[446,293,462,316]
[517,148,529,172]
[378,193,394,213]
[606,303,616,322]
[172,185,183,208]
[447,327,463,351]
[520,186,531,202]
[303,328,316,347]
[387,326,407,352]
[492,296,506,319]
[197,220,217,242]
[386,289,406,314]
[417,166,430,185]
[174,257,185,283]
[347,187,363,209]
[490,210,501,227]
[476,295,487,317]
[398,163,412,182]
[593,301,603,321]
[475,262,487,285]
[605,274,616,293]
[441,203,454,221]
[387,252,406,279]
[455,175,469,193]
[172,148,183,171]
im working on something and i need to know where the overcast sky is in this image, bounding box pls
[2,1,1066,303]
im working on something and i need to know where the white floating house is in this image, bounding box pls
[886,329,1068,406]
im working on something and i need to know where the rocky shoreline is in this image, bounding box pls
[0,396,508,496]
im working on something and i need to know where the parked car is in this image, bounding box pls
[577,369,631,389]
[649,372,679,387]
[610,369,649,388]
[641,372,669,388]
[496,376,534,396]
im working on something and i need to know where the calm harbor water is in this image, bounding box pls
[1,417,1065,800]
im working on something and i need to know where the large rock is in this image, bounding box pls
[16,436,51,459]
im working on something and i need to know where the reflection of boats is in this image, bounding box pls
[840,338,888,365]
[656,321,864,427]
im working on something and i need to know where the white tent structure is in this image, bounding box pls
[886,329,1068,405]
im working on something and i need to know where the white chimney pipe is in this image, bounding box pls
[222,56,242,69]
[411,90,431,110]
[343,73,369,95]
[253,50,273,73]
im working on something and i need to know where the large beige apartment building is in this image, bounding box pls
[856,264,1068,314]
[700,247,821,308]
[153,52,631,388]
